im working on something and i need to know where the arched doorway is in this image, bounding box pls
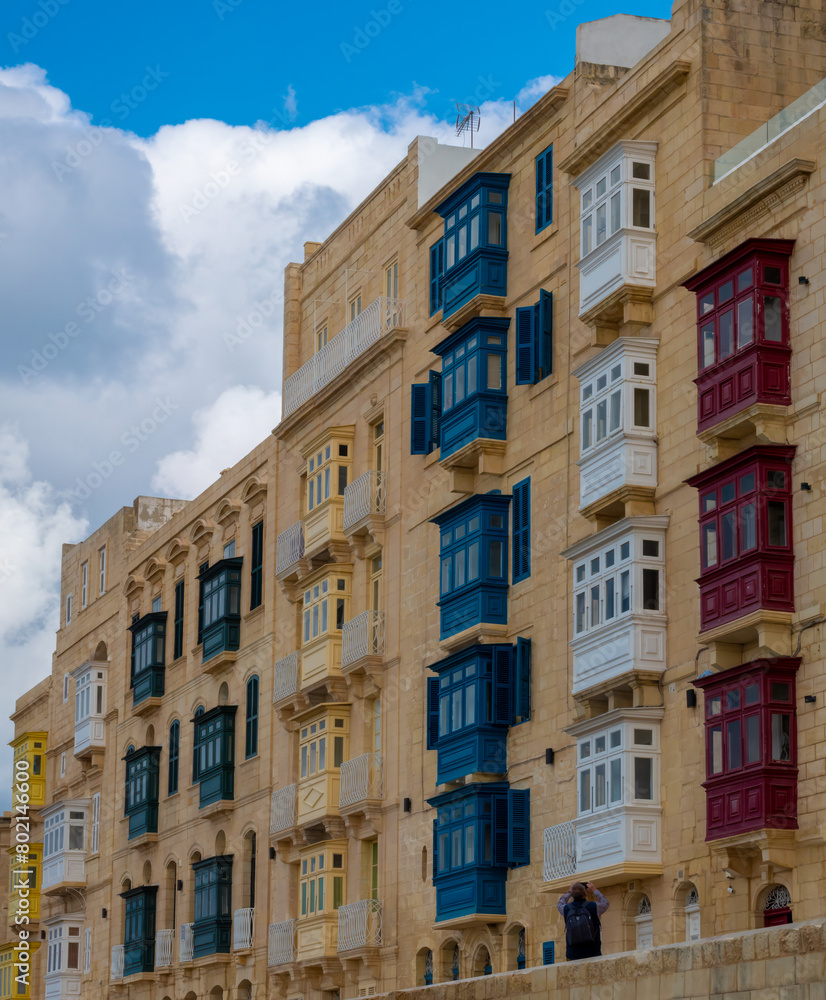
[684,885,700,942]
[763,885,792,927]
[471,945,492,977]
[635,896,653,949]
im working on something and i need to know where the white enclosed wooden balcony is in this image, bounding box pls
[110,945,124,981]
[155,928,173,968]
[268,918,296,966]
[233,907,254,951]
[337,898,382,951]
[283,297,405,417]
[343,470,386,535]
[179,923,194,963]
[270,784,297,836]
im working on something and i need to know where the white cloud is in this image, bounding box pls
[0,423,87,807]
[151,386,282,500]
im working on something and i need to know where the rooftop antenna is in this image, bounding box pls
[455,104,481,148]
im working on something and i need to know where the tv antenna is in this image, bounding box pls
[455,104,481,147]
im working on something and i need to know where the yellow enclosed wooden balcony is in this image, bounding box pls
[295,706,350,838]
[10,732,47,809]
[295,841,347,968]
[0,940,40,999]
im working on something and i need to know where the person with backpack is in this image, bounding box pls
[557,881,609,961]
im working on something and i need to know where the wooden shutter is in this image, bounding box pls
[536,146,553,232]
[429,370,442,452]
[410,383,430,454]
[542,941,555,965]
[512,477,531,583]
[493,794,509,866]
[538,289,553,378]
[515,637,532,722]
[426,676,440,749]
[515,306,537,385]
[492,645,513,726]
[507,788,530,867]
[432,818,439,879]
[429,239,444,315]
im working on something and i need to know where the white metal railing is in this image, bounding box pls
[270,784,297,835]
[543,821,578,881]
[155,928,173,968]
[342,611,385,666]
[233,907,254,950]
[283,297,405,416]
[343,470,386,531]
[276,521,305,574]
[268,919,296,966]
[714,76,826,182]
[339,752,384,808]
[337,898,383,951]
[273,651,300,702]
[110,944,124,981]
[179,922,194,963]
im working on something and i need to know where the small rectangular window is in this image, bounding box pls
[634,757,653,799]
[745,715,761,764]
[642,539,659,557]
[642,569,659,611]
[764,295,783,341]
[768,501,787,546]
[633,388,650,427]
[771,713,791,761]
[632,189,651,228]
[579,769,591,812]
[632,162,651,180]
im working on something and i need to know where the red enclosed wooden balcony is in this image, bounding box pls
[694,658,799,840]
[686,445,795,633]
[683,239,794,433]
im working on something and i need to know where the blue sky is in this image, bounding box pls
[4,0,671,136]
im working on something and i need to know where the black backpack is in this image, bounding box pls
[565,901,597,947]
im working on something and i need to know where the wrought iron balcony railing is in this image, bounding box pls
[542,821,577,881]
[341,611,385,666]
[273,651,300,702]
[155,928,173,968]
[337,898,383,951]
[339,752,384,808]
[270,784,297,835]
[343,470,386,532]
[233,907,254,950]
[268,919,296,966]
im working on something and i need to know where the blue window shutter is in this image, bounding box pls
[512,478,531,583]
[432,818,438,879]
[536,145,553,233]
[515,306,537,385]
[515,637,532,722]
[426,677,440,749]
[538,290,553,379]
[430,239,444,315]
[542,941,555,965]
[493,645,513,725]
[507,788,530,867]
[411,383,430,454]
[429,370,442,452]
[493,794,509,866]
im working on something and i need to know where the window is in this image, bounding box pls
[84,926,92,974]
[370,555,383,614]
[349,294,362,322]
[372,419,384,472]
[578,347,656,457]
[429,239,444,315]
[173,579,185,659]
[302,574,350,645]
[687,446,795,631]
[515,290,553,385]
[410,371,442,455]
[250,521,264,610]
[299,714,347,779]
[65,593,72,626]
[435,172,510,318]
[60,753,66,778]
[579,150,654,258]
[81,562,88,608]
[385,260,398,300]
[433,493,511,640]
[193,706,237,807]
[512,478,531,583]
[575,718,660,816]
[124,746,161,839]
[684,240,794,430]
[435,318,508,444]
[306,439,351,512]
[245,675,259,758]
[47,922,83,975]
[316,324,328,352]
[198,558,243,662]
[572,531,664,637]
[43,804,87,859]
[74,668,105,724]
[192,856,233,958]
[122,885,158,975]
[168,721,180,795]
[299,846,345,918]
[695,658,799,839]
[514,637,532,724]
[129,612,167,704]
[99,546,106,595]
[91,793,100,853]
[63,674,70,703]
[223,540,236,559]
[535,144,553,233]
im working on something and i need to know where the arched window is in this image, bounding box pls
[763,884,792,927]
[517,927,526,969]
[245,676,259,759]
[451,943,460,981]
[684,885,700,942]
[168,721,180,795]
[635,895,653,950]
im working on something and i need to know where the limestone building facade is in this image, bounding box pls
[10,1,826,997]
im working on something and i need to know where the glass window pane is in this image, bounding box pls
[719,280,734,303]
[439,833,449,871]
[575,592,585,633]
[722,511,737,560]
[620,571,630,613]
[596,203,607,245]
[454,549,466,589]
[771,682,791,702]
[726,719,742,769]
[768,501,787,546]
[738,267,753,290]
[595,763,606,807]
[470,214,479,250]
[489,540,504,577]
[465,824,475,865]
[596,400,607,441]
[487,352,502,390]
[745,715,761,764]
[632,162,651,179]
[745,682,760,705]
[740,472,755,493]
[642,569,659,611]
[768,470,786,490]
[634,757,653,799]
[441,557,450,595]
[737,297,754,348]
[451,828,462,867]
[719,309,734,359]
[771,714,791,761]
[582,410,593,450]
[707,695,721,717]
[465,684,475,726]
[610,757,622,802]
[605,578,615,619]
[634,388,650,427]
[632,189,651,228]
[590,586,600,628]
[741,503,756,551]
[579,769,591,812]
[452,689,462,730]
[610,390,622,431]
[702,322,715,367]
[488,211,502,246]
[709,727,723,774]
[610,192,621,233]
[700,292,714,315]
[764,295,783,341]
[439,695,449,736]
[468,542,479,582]
[582,216,593,255]
[467,353,477,394]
